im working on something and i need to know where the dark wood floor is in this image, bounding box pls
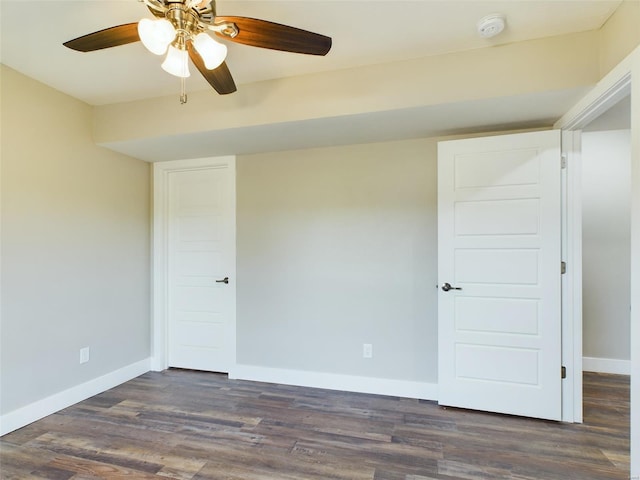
[0,370,629,479]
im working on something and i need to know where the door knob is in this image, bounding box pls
[216,277,229,284]
[442,282,462,292]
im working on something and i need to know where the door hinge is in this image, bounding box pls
[561,366,567,379]
[561,261,567,274]
[561,154,567,169]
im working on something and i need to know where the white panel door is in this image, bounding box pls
[438,130,562,420]
[167,165,234,372]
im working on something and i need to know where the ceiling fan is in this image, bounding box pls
[63,0,332,102]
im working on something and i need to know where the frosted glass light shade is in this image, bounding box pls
[161,45,190,78]
[138,18,175,55]
[193,33,227,70]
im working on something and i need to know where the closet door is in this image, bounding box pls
[154,157,236,373]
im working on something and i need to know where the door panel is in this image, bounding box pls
[438,130,561,420]
[455,199,540,235]
[455,297,539,335]
[455,344,540,384]
[455,249,540,284]
[454,148,541,188]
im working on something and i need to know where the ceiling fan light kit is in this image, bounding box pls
[162,44,191,78]
[140,1,227,79]
[63,0,332,102]
[193,32,227,70]
[138,18,175,55]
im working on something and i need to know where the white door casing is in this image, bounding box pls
[437,130,562,421]
[152,156,236,373]
[556,56,637,466]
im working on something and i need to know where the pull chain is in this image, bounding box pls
[180,77,188,104]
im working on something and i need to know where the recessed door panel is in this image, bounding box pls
[455,344,539,385]
[455,297,539,335]
[454,148,540,189]
[455,199,540,236]
[455,249,539,285]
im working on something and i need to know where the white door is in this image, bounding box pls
[165,161,235,372]
[437,130,562,420]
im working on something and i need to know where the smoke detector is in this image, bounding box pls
[477,14,506,39]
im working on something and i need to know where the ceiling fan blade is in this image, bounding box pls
[63,23,140,52]
[188,45,237,95]
[214,16,331,56]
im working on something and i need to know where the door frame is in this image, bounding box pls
[555,45,638,473]
[151,156,237,372]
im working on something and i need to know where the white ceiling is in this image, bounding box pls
[0,0,622,160]
[0,0,621,106]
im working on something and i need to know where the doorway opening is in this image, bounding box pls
[581,96,632,376]
[569,93,632,473]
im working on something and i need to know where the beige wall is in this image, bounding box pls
[237,139,438,381]
[599,0,640,76]
[582,129,631,361]
[0,65,151,415]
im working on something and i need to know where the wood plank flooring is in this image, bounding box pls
[0,371,630,479]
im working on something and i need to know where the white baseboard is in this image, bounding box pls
[0,358,151,436]
[230,364,438,401]
[583,356,631,375]
[150,356,166,372]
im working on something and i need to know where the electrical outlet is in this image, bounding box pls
[79,347,90,364]
[363,343,373,359]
